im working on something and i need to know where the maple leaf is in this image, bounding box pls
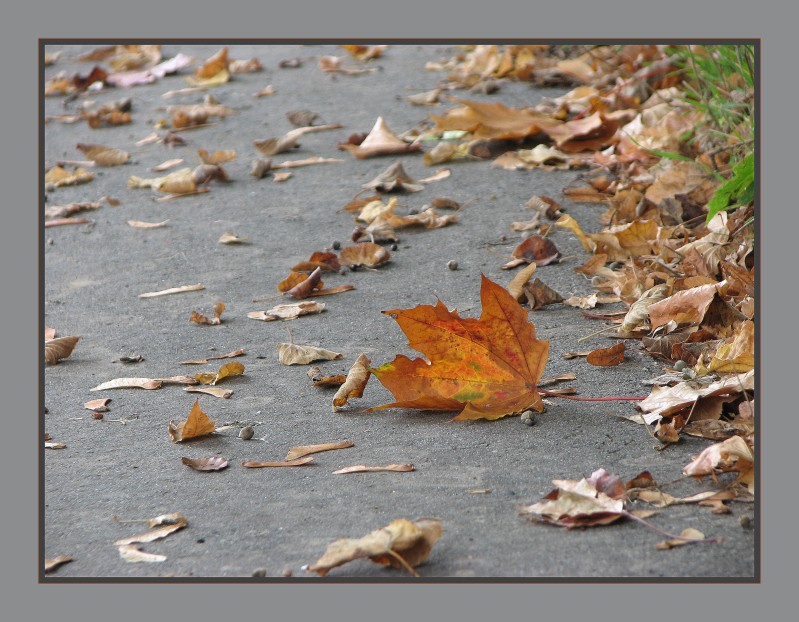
[371,275,549,421]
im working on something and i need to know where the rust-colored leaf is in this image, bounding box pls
[523,278,563,310]
[181,456,229,471]
[586,342,625,366]
[308,366,348,387]
[285,267,323,299]
[190,302,225,326]
[242,456,315,468]
[332,464,415,475]
[502,236,560,269]
[45,336,80,365]
[292,251,341,273]
[285,440,354,461]
[168,399,216,443]
[371,275,549,421]
[333,353,372,411]
[307,517,442,577]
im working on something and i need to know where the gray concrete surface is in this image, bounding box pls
[43,44,756,579]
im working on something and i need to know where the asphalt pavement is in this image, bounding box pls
[42,43,756,579]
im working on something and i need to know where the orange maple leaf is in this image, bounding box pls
[371,275,549,421]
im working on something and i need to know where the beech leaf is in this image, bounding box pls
[371,275,549,421]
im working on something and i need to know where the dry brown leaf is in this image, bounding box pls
[183,386,233,399]
[339,242,391,268]
[189,47,229,80]
[341,44,387,61]
[408,89,442,106]
[586,342,625,366]
[284,267,323,299]
[229,57,263,73]
[501,236,560,269]
[45,336,80,365]
[341,118,421,159]
[254,124,342,156]
[278,342,343,366]
[423,141,470,166]
[44,217,93,228]
[242,456,315,468]
[181,456,229,471]
[706,320,754,374]
[332,464,415,475]
[114,515,188,545]
[554,214,595,252]
[76,143,130,166]
[619,284,670,333]
[285,440,355,461]
[273,156,344,169]
[523,278,563,310]
[84,398,111,412]
[307,517,442,577]
[292,251,342,272]
[90,377,163,391]
[318,55,379,75]
[168,399,216,443]
[655,528,707,550]
[385,208,458,230]
[507,263,538,302]
[45,165,94,190]
[44,326,56,340]
[190,302,225,326]
[683,435,754,492]
[44,556,73,573]
[248,301,325,322]
[308,366,348,387]
[117,545,167,563]
[647,283,721,331]
[362,161,424,192]
[430,97,551,141]
[180,348,245,365]
[194,361,244,385]
[333,353,372,411]
[127,219,169,229]
[563,293,600,309]
[139,283,204,298]
[286,110,319,127]
[197,148,236,165]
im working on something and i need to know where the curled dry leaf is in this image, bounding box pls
[683,435,754,492]
[183,386,233,399]
[339,242,391,268]
[229,57,263,73]
[45,336,80,365]
[273,156,344,169]
[308,366,347,387]
[114,515,188,546]
[45,441,67,449]
[647,283,722,332]
[292,251,341,273]
[563,293,599,309]
[341,44,387,61]
[44,217,92,228]
[242,456,315,468]
[180,348,245,365]
[501,236,561,269]
[278,342,343,366]
[44,556,73,573]
[619,284,670,333]
[45,165,94,190]
[554,214,595,253]
[523,278,564,310]
[423,141,470,166]
[341,118,421,159]
[128,219,169,229]
[194,361,244,385]
[286,110,319,127]
[254,124,342,156]
[190,302,225,326]
[307,517,442,577]
[151,158,184,172]
[139,283,205,298]
[118,545,167,563]
[76,143,130,166]
[332,464,415,475]
[90,377,162,391]
[84,398,111,412]
[333,353,372,411]
[507,263,537,302]
[248,301,325,322]
[197,149,236,165]
[168,399,216,443]
[586,342,625,366]
[273,172,293,182]
[45,202,101,218]
[45,326,56,340]
[408,88,442,106]
[285,267,323,298]
[362,161,424,192]
[655,528,707,550]
[181,456,229,471]
[285,440,354,461]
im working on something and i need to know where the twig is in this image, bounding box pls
[539,389,647,402]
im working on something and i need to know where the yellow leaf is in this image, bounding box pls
[168,399,216,442]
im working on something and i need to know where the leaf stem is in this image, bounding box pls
[539,389,646,401]
[622,510,723,544]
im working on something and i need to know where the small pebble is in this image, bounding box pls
[520,410,536,426]
[238,426,254,440]
[682,368,697,380]
[447,260,458,271]
[332,240,341,250]
[252,568,268,577]
[391,243,398,251]
[673,360,688,371]
[92,412,104,420]
[738,515,753,529]
[281,567,293,577]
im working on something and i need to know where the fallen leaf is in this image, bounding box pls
[430,97,552,141]
[76,143,129,166]
[45,441,67,450]
[341,44,387,61]
[254,85,275,97]
[518,468,626,528]
[586,342,625,366]
[190,302,225,326]
[127,219,169,229]
[333,353,372,411]
[273,156,344,169]
[114,515,188,545]
[285,440,355,461]
[183,386,233,399]
[408,89,442,106]
[273,172,293,182]
[44,556,73,573]
[292,251,342,272]
[194,361,244,385]
[341,118,421,159]
[563,293,599,309]
[647,283,723,331]
[230,57,262,73]
[332,464,415,474]
[44,326,56,340]
[117,545,167,563]
[423,141,470,166]
[362,161,424,192]
[242,456,315,468]
[683,435,754,492]
[84,398,111,412]
[318,55,379,75]
[44,217,92,228]
[286,110,319,127]
[507,263,538,302]
[181,456,229,471]
[501,236,560,269]
[187,47,229,85]
[619,284,670,333]
[168,399,216,442]
[180,348,245,365]
[523,278,564,310]
[90,377,163,391]
[307,366,348,387]
[706,320,755,373]
[139,283,204,298]
[197,148,236,165]
[339,242,391,268]
[371,275,549,421]
[307,517,442,577]
[655,528,707,550]
[45,165,94,190]
[254,124,342,156]
[554,214,595,252]
[248,301,325,321]
[45,336,79,365]
[278,342,343,366]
